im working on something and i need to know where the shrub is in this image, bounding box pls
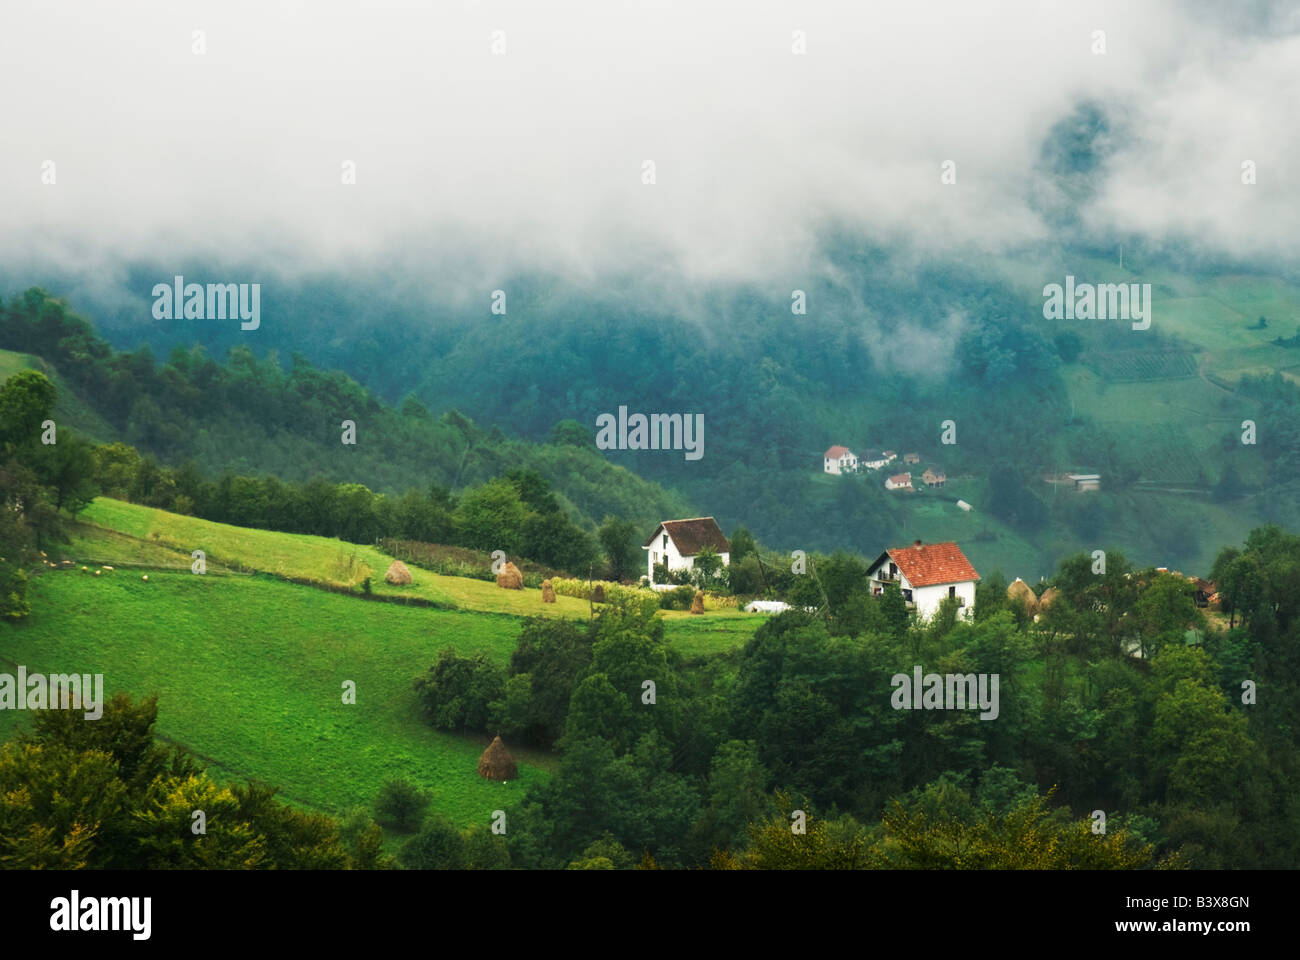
[660,585,696,611]
[413,647,505,732]
[373,779,428,833]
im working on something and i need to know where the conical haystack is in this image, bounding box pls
[591,583,606,603]
[1038,586,1059,611]
[690,589,705,615]
[496,561,523,589]
[1006,578,1039,615]
[477,735,518,780]
[385,560,413,585]
[541,578,556,603]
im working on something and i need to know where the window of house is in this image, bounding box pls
[949,585,956,598]
[662,534,668,550]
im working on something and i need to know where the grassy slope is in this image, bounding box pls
[0,569,542,827]
[1,501,765,826]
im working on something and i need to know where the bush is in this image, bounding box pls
[660,585,696,610]
[373,779,428,833]
[413,647,505,732]
[398,814,467,869]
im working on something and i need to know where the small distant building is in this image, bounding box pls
[921,468,946,488]
[956,499,973,512]
[1191,577,1216,608]
[885,472,913,491]
[903,452,921,464]
[823,445,858,475]
[882,450,898,462]
[866,540,980,621]
[1067,473,1101,492]
[644,517,731,583]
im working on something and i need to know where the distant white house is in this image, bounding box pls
[823,445,858,475]
[885,471,914,491]
[866,540,980,621]
[644,517,731,584]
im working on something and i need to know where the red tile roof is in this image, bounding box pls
[643,517,730,556]
[888,472,912,484]
[886,541,979,587]
[824,445,852,459]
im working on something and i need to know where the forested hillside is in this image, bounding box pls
[0,289,689,537]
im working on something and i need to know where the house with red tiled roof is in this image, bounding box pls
[823,445,858,475]
[885,472,913,491]
[643,517,731,584]
[866,540,980,621]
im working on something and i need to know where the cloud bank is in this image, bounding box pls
[1,0,1297,292]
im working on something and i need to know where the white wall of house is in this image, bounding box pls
[824,452,857,475]
[912,581,976,621]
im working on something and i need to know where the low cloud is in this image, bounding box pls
[1,0,1296,293]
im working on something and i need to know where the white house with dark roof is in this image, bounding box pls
[644,517,731,583]
[859,449,891,471]
[866,540,980,621]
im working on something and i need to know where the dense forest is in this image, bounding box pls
[399,533,1300,869]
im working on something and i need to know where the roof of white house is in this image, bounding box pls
[824,445,853,459]
[869,540,981,587]
[643,517,731,556]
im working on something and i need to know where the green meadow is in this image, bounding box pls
[2,500,765,828]
[0,570,543,826]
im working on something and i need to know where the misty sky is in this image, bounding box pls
[2,0,1297,291]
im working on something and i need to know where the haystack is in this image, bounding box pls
[477,735,518,781]
[385,560,413,585]
[690,589,705,615]
[1006,578,1038,615]
[541,579,556,603]
[1038,586,1059,611]
[496,561,523,590]
[591,583,606,603]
